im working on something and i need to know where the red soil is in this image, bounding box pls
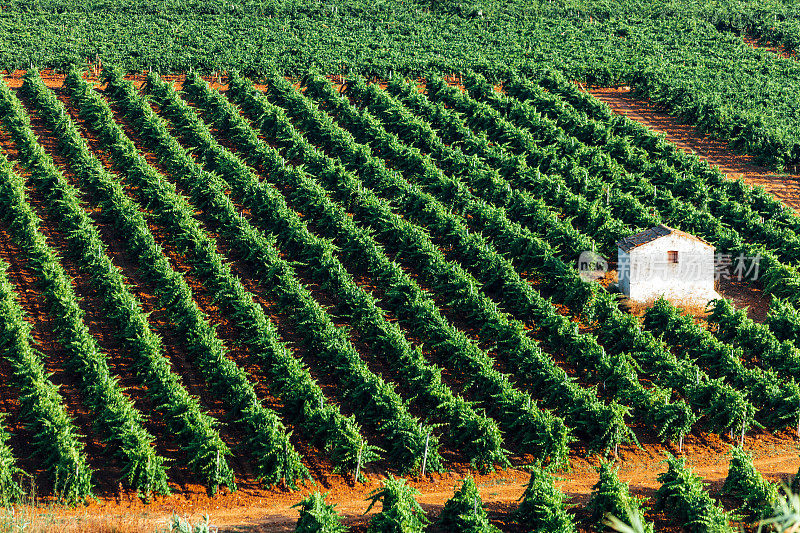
[587,86,800,213]
[743,36,797,61]
[15,428,799,532]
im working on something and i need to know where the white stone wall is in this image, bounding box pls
[618,248,631,296]
[618,233,716,304]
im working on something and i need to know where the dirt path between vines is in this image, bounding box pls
[587,86,800,213]
[16,430,799,532]
[742,35,797,61]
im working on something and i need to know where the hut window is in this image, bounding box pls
[667,250,678,263]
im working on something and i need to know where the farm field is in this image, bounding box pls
[0,62,798,532]
[4,0,800,171]
[589,86,800,214]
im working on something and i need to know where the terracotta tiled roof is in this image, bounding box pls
[616,224,713,252]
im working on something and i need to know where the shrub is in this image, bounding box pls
[587,461,653,532]
[294,492,346,532]
[721,446,777,522]
[366,475,428,533]
[438,476,500,532]
[654,453,734,533]
[513,465,577,532]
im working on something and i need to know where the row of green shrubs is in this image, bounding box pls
[290,447,800,532]
[292,464,628,532]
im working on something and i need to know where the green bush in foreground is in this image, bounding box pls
[587,461,653,533]
[513,465,577,532]
[721,446,777,522]
[366,475,428,533]
[294,492,346,533]
[759,483,800,532]
[160,514,211,533]
[438,476,500,533]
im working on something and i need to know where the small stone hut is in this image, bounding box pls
[616,224,719,305]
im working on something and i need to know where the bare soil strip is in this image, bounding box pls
[742,36,797,61]
[588,86,800,212]
[15,429,797,532]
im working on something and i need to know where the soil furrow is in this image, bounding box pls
[0,114,117,492]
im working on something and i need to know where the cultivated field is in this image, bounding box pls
[0,64,799,531]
